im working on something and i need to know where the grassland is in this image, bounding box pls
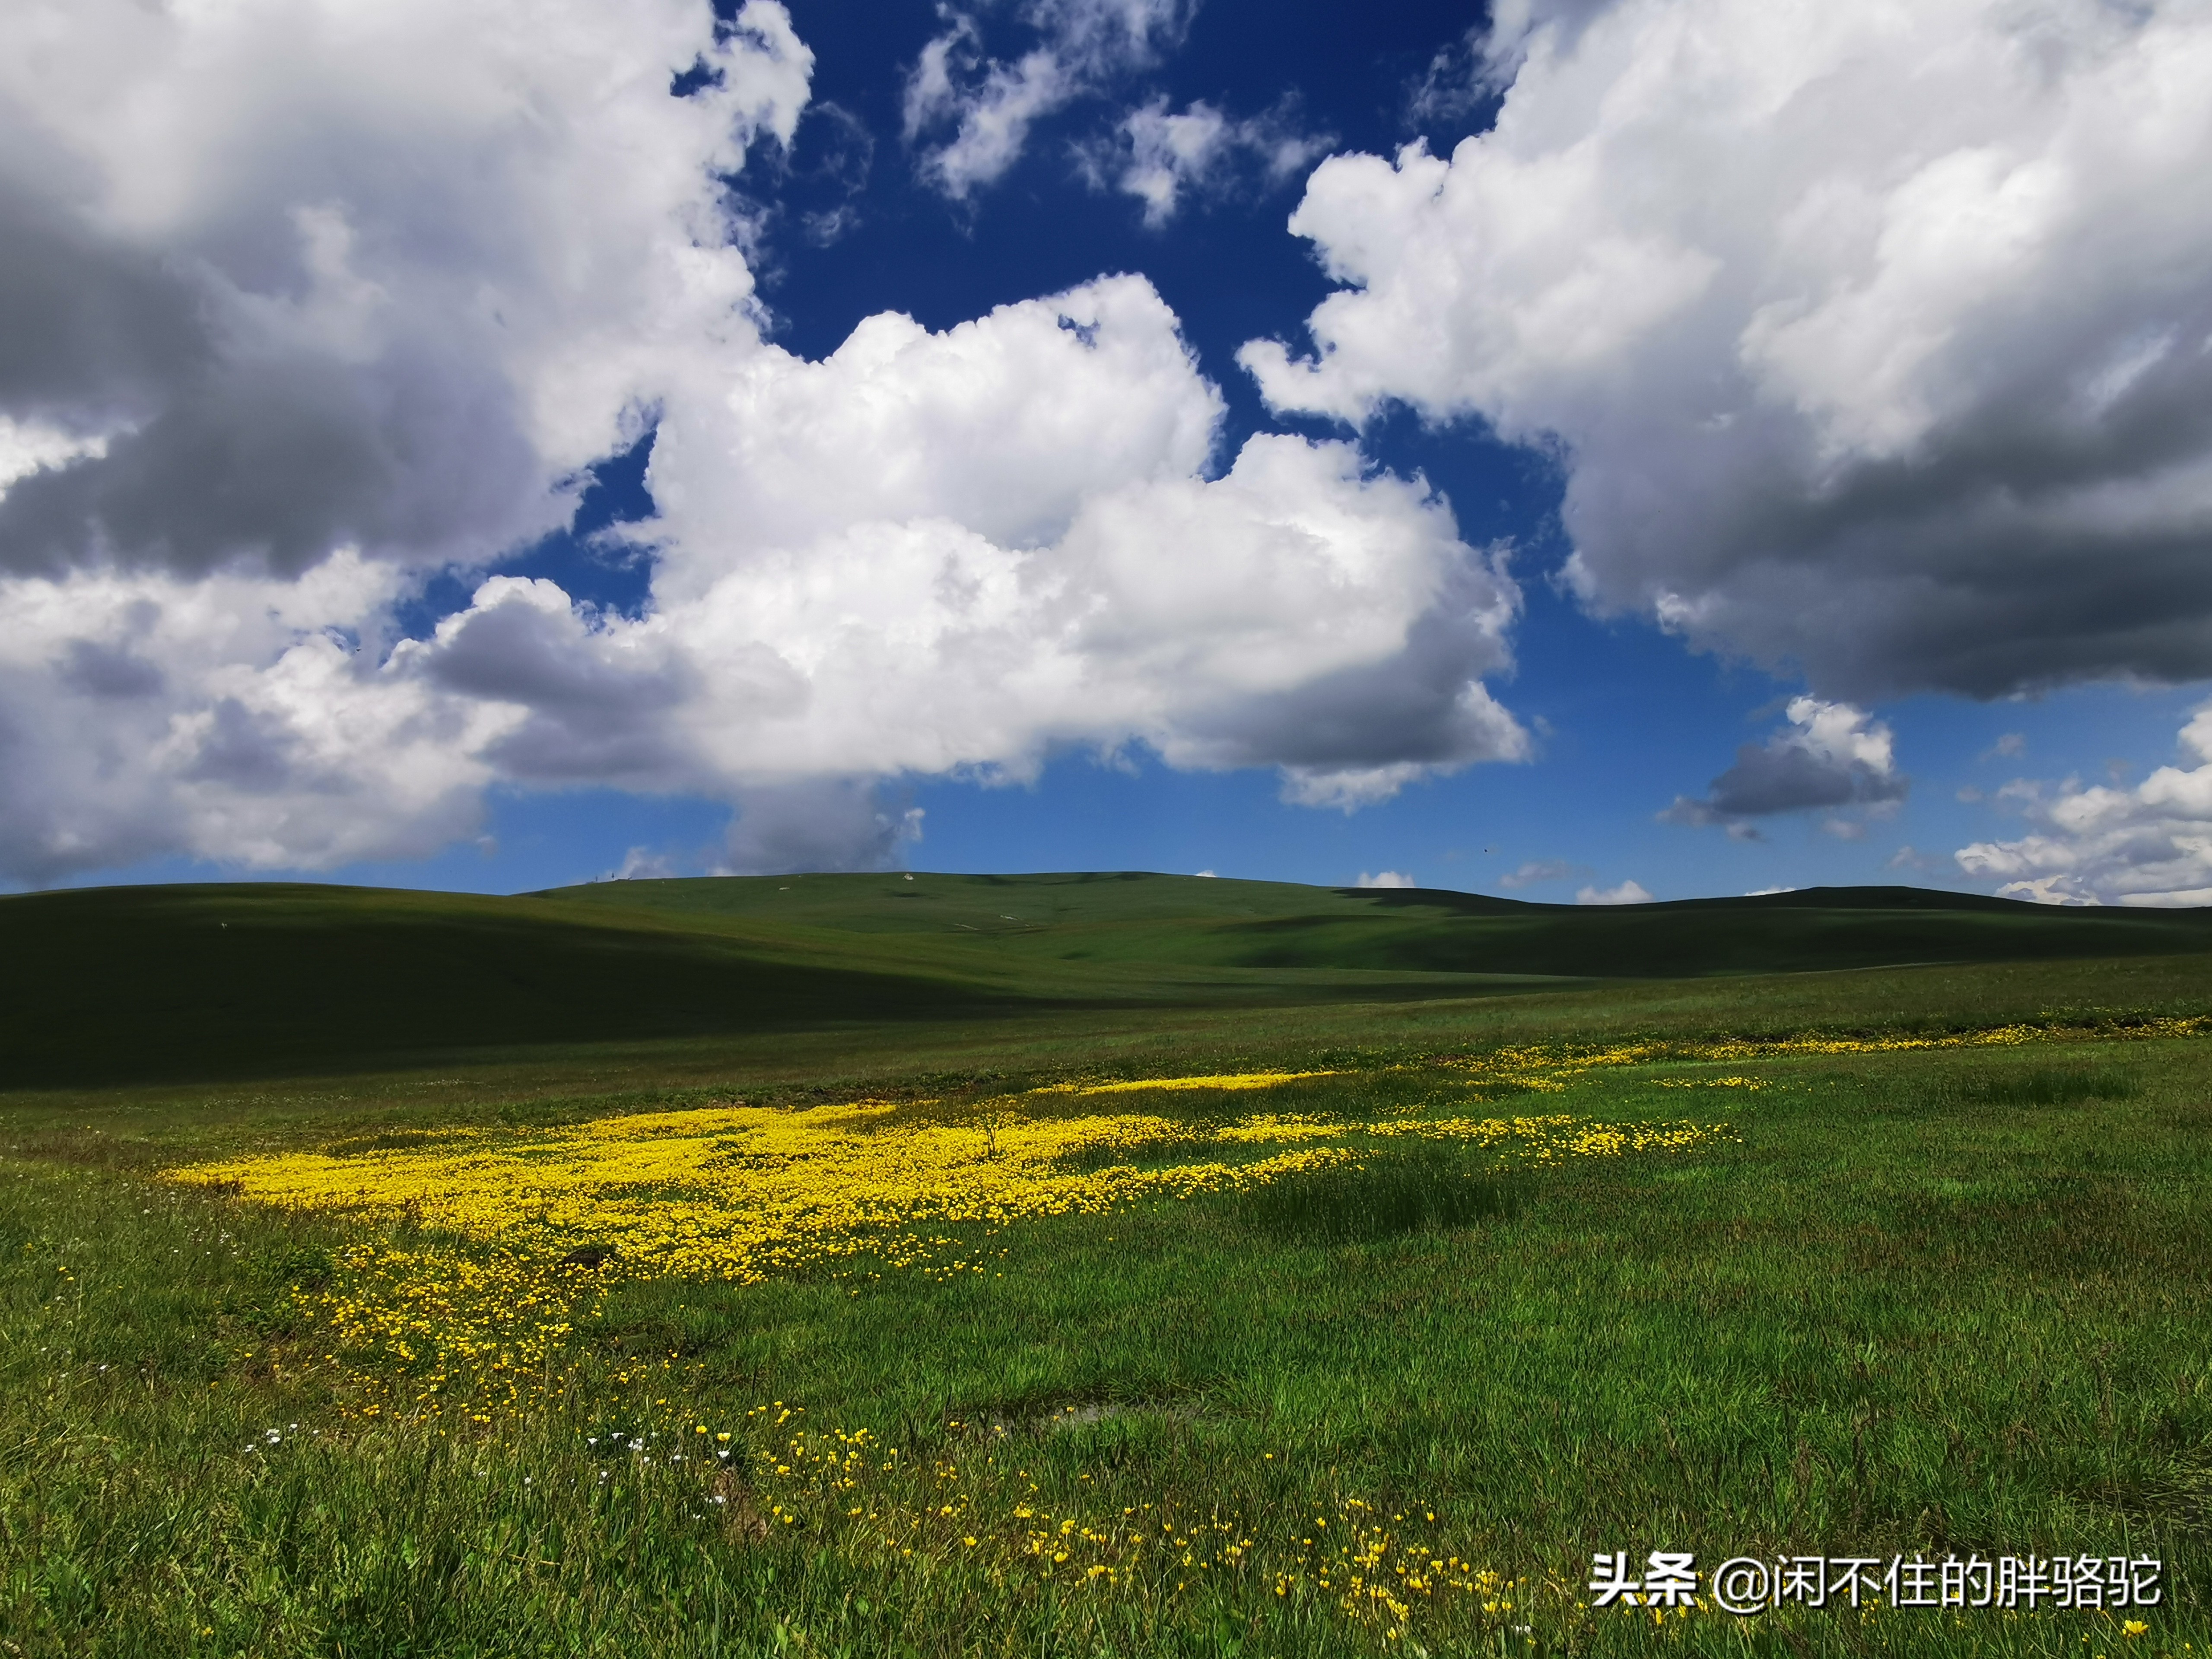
[4,875,2212,1656]
[7,872,2212,1087]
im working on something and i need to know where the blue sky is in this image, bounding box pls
[5,0,2212,904]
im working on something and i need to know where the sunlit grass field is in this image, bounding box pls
[5,922,2212,1656]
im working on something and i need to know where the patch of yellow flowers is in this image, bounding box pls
[1029,1070,1338,1095]
[171,1070,1732,1415]
[184,1097,1344,1287]
[181,1087,1728,1288]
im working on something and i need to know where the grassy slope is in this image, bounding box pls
[5,871,2210,1088]
[7,986,2212,1654]
[0,883,1008,1090]
[3,950,2206,1163]
[543,871,2212,981]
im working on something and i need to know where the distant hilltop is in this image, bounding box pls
[4,873,2206,1089]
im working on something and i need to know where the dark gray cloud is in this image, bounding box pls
[181,698,300,794]
[57,637,164,699]
[721,777,921,875]
[1672,740,1901,820]
[0,686,146,884]
[1575,345,2212,699]
[1662,697,1907,832]
[0,194,562,579]
[0,175,208,422]
[413,585,701,785]
[1154,556,1525,807]
[1180,604,1515,772]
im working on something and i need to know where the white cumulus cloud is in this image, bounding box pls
[1955,702,2212,906]
[0,2,1531,884]
[1355,870,1415,888]
[414,299,1527,801]
[1576,878,1652,905]
[1241,0,2212,702]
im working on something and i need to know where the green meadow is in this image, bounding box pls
[4,873,2211,1657]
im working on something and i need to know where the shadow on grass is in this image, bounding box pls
[1218,1144,1519,1244]
[1960,1065,2141,1106]
[1050,1135,1251,1174]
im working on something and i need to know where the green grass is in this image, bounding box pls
[4,884,2212,1655]
[1217,1140,1519,1243]
[9,872,2212,1087]
[1957,1065,2142,1106]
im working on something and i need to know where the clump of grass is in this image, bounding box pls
[1225,1143,1515,1243]
[1050,1134,1237,1173]
[269,1242,337,1290]
[1961,1065,2140,1106]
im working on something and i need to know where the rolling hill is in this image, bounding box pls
[2,872,2206,1087]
